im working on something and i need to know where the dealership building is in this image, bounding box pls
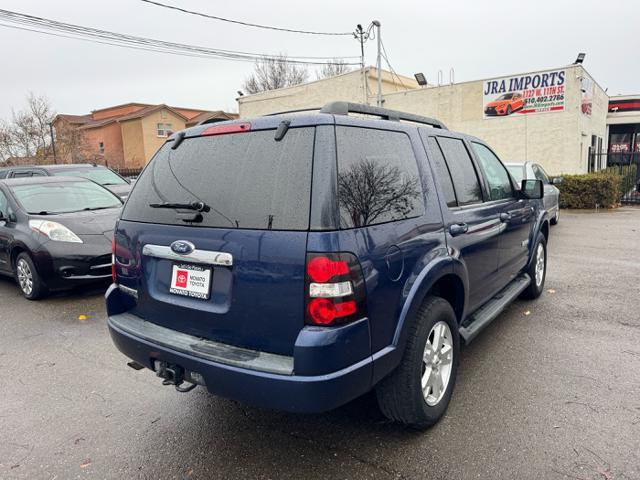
[238,64,618,176]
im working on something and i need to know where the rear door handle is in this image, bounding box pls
[500,212,512,222]
[449,223,468,236]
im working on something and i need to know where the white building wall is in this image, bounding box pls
[237,65,608,175]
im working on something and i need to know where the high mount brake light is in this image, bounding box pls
[201,123,251,137]
[305,253,366,326]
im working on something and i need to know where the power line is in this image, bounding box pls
[380,39,408,89]
[140,0,353,36]
[0,9,360,65]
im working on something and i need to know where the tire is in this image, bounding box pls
[506,105,512,115]
[376,296,460,429]
[14,252,47,300]
[550,210,559,225]
[521,234,547,299]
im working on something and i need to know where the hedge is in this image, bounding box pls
[556,165,637,209]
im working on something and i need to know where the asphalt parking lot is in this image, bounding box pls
[1,209,639,480]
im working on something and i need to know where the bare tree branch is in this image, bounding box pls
[0,93,55,164]
[316,59,352,80]
[242,55,309,94]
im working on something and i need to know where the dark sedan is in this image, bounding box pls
[0,177,122,299]
[0,164,132,200]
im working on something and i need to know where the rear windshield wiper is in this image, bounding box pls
[149,201,210,212]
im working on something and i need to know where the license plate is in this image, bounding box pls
[169,263,211,300]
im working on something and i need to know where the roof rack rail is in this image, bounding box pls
[264,107,321,116]
[320,101,447,129]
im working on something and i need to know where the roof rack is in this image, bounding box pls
[320,101,447,129]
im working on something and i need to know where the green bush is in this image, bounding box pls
[557,171,624,209]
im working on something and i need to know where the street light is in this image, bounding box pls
[574,53,586,64]
[414,72,427,86]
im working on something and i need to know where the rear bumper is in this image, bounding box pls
[105,285,376,413]
[108,316,373,413]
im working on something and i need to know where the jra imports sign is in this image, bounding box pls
[483,69,565,118]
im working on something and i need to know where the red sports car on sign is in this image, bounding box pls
[484,92,525,116]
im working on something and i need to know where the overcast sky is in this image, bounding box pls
[0,0,637,119]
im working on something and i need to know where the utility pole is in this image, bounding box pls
[372,20,382,107]
[354,24,368,104]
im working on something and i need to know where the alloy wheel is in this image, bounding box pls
[421,321,454,406]
[535,243,545,287]
[16,258,33,296]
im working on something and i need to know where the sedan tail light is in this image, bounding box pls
[305,253,366,326]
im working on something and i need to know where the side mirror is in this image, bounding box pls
[520,179,544,199]
[552,176,563,185]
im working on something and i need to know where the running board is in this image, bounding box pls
[459,274,531,344]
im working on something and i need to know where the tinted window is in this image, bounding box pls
[532,164,550,184]
[122,128,315,230]
[0,190,7,214]
[506,164,526,183]
[436,137,483,205]
[471,143,513,201]
[10,181,122,214]
[12,171,44,178]
[52,167,128,186]
[336,127,424,228]
[426,137,457,207]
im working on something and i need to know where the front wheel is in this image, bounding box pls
[521,235,547,299]
[15,252,47,300]
[376,296,460,429]
[551,210,559,225]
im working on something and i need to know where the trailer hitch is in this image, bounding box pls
[154,361,197,393]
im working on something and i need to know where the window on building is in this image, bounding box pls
[471,142,513,201]
[157,123,173,137]
[336,126,425,228]
[99,142,105,154]
[436,137,483,205]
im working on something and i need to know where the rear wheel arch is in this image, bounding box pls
[395,264,467,351]
[427,274,465,325]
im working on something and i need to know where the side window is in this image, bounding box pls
[436,137,483,205]
[471,142,514,201]
[532,165,550,184]
[0,190,7,214]
[336,127,425,228]
[426,137,457,207]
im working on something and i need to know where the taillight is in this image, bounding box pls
[111,238,116,283]
[201,122,251,136]
[305,253,366,326]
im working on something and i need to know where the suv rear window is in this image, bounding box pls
[121,128,315,230]
[336,126,424,228]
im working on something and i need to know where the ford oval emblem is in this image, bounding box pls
[170,240,195,255]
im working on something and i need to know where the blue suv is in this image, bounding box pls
[106,102,548,428]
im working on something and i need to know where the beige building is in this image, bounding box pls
[238,65,609,175]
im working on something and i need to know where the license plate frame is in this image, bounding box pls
[169,263,212,300]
